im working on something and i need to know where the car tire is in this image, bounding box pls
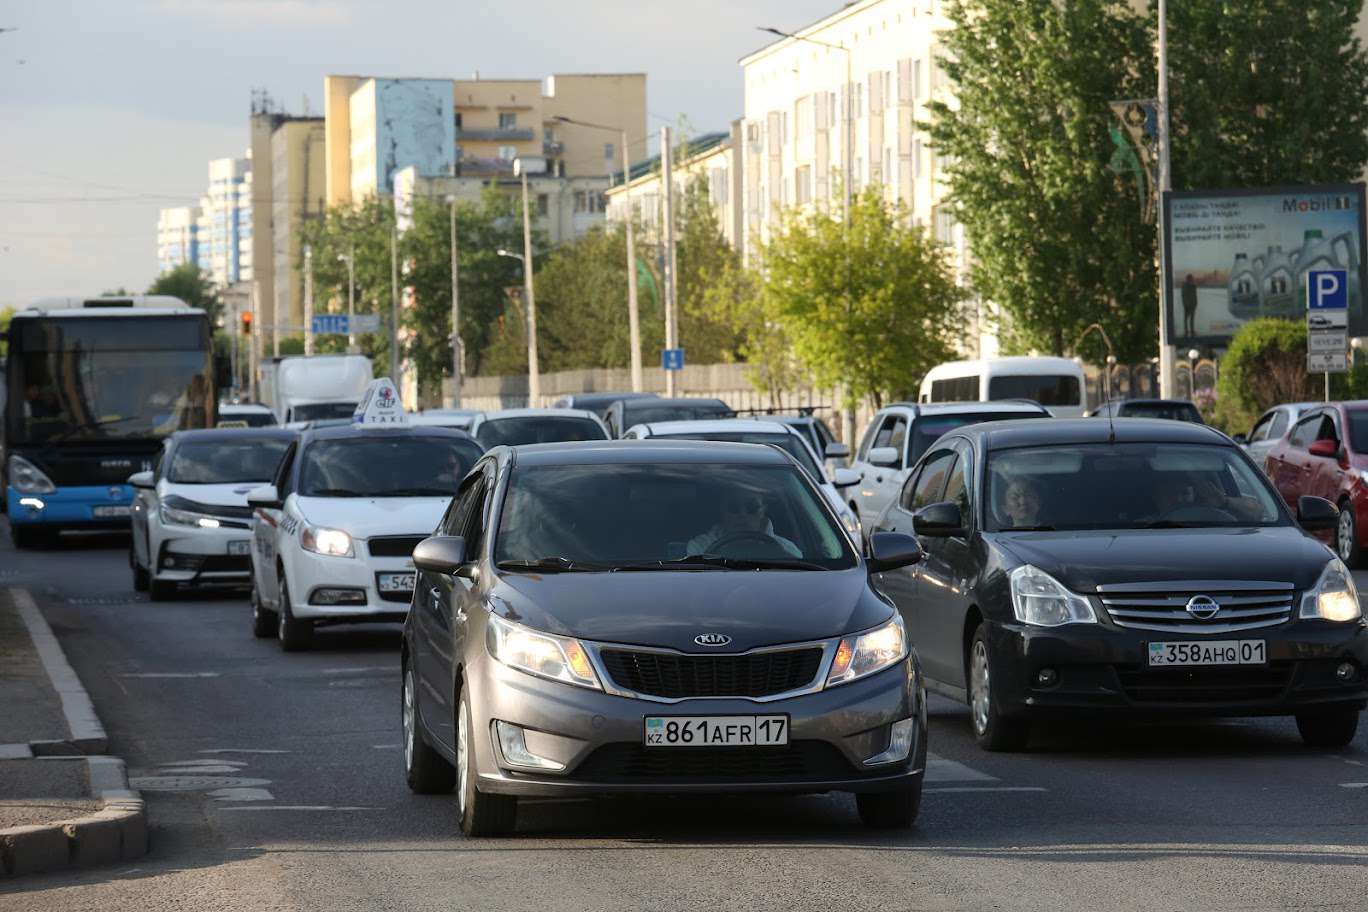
[130,546,149,593]
[276,575,313,652]
[403,663,456,794]
[250,584,277,639]
[148,578,176,602]
[1336,502,1364,568]
[1295,707,1360,748]
[456,686,516,837]
[968,622,1030,752]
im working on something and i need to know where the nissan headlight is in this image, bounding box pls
[1301,559,1362,623]
[8,455,56,495]
[1009,565,1097,626]
[160,497,221,529]
[486,614,600,690]
[301,525,354,558]
[826,614,908,687]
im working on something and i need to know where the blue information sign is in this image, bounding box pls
[661,348,685,371]
[311,314,350,335]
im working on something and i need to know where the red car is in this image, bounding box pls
[1264,401,1368,565]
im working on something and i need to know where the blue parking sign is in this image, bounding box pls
[661,348,685,371]
[1308,270,1349,310]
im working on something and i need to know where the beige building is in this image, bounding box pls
[270,118,327,339]
[604,122,745,253]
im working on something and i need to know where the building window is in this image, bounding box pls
[574,190,606,214]
[795,165,811,205]
[913,60,923,99]
[933,206,956,245]
[709,167,729,205]
[498,145,517,161]
[537,194,550,217]
[914,139,923,177]
[455,112,463,129]
[499,112,517,129]
[604,142,614,161]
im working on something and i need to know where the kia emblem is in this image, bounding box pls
[694,633,732,647]
[1185,595,1221,621]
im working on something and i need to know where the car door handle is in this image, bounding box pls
[428,587,444,611]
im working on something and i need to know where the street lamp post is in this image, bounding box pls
[445,194,463,408]
[303,243,314,356]
[553,115,643,392]
[497,248,538,406]
[1156,0,1177,399]
[513,159,541,406]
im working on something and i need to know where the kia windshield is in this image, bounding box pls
[495,463,856,570]
[298,436,483,497]
[168,438,291,484]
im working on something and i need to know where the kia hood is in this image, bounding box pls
[993,526,1334,593]
[294,496,448,540]
[490,568,891,653]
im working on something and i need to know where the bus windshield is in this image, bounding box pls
[5,316,214,445]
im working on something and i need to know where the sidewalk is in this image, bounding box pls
[0,586,147,878]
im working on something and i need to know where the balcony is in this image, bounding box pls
[455,127,534,142]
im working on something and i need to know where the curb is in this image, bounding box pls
[0,756,148,878]
[10,588,107,755]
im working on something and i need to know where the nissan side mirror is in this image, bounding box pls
[413,535,469,575]
[831,468,861,488]
[913,501,966,538]
[1297,495,1338,532]
[868,446,899,467]
[128,470,154,489]
[246,485,283,510]
[866,531,922,573]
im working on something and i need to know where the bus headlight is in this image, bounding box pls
[8,455,56,495]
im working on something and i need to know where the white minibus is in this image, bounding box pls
[918,356,1086,417]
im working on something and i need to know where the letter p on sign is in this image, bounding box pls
[1310,269,1349,310]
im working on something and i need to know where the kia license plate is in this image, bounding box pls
[1148,640,1266,667]
[93,505,130,518]
[228,541,251,556]
[644,715,789,748]
[378,572,416,594]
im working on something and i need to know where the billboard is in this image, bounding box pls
[1162,184,1368,344]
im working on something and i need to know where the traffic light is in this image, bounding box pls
[241,312,252,335]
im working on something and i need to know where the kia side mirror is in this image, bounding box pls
[128,470,154,490]
[866,531,922,572]
[1297,495,1338,532]
[869,446,899,467]
[413,535,469,575]
[1308,439,1339,459]
[246,485,283,510]
[824,442,851,460]
[913,501,966,538]
[831,468,861,488]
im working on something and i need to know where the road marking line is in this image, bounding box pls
[1339,782,1368,789]
[161,759,247,767]
[215,805,378,812]
[120,672,221,679]
[161,765,245,774]
[925,753,998,783]
[209,787,275,802]
[198,749,290,754]
[925,786,1048,793]
[320,666,394,675]
[11,587,107,751]
[0,743,34,759]
[372,744,400,750]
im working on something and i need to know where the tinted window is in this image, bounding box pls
[168,438,291,484]
[856,417,882,461]
[661,432,822,480]
[987,374,1081,406]
[930,376,980,401]
[1289,414,1321,448]
[298,436,483,497]
[622,403,732,426]
[1267,410,1289,439]
[1348,411,1368,452]
[985,443,1283,531]
[475,416,607,447]
[873,415,906,450]
[1248,413,1274,442]
[1115,402,1204,423]
[943,452,972,520]
[15,316,209,351]
[904,450,954,511]
[909,411,1044,465]
[494,464,855,569]
[291,402,358,422]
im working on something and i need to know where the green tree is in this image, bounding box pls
[1166,0,1368,189]
[676,178,746,364]
[928,0,1156,363]
[148,262,222,325]
[1216,318,1316,430]
[0,306,14,358]
[762,186,962,408]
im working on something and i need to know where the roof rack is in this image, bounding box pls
[730,405,830,417]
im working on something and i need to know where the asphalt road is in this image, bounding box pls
[5,527,1368,911]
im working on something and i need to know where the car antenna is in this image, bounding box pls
[1103,356,1116,444]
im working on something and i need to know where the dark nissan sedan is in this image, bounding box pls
[870,419,1368,751]
[401,441,927,835]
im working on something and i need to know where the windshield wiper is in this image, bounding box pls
[1139,519,1206,529]
[42,416,143,445]
[660,554,827,571]
[387,487,454,497]
[1000,524,1057,532]
[497,557,609,573]
[305,488,365,497]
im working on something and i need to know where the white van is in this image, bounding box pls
[918,356,1086,417]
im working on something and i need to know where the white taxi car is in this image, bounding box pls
[246,381,484,650]
[128,428,296,600]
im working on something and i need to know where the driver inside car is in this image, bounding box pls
[686,488,802,557]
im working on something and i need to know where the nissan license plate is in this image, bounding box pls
[378,572,416,594]
[93,505,130,518]
[1148,640,1266,667]
[228,541,251,556]
[644,715,789,748]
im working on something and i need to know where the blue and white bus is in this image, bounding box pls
[3,297,216,548]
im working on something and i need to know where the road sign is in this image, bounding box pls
[661,348,685,371]
[1309,330,1348,354]
[310,314,381,335]
[1308,351,1348,373]
[351,314,381,333]
[1308,269,1349,310]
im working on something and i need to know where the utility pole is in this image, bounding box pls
[661,125,678,398]
[303,244,314,356]
[621,129,643,392]
[517,161,540,406]
[390,226,400,385]
[249,283,259,402]
[447,195,463,407]
[341,245,356,353]
[1156,0,1176,398]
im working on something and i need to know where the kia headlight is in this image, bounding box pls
[160,496,221,529]
[8,455,56,495]
[826,614,908,687]
[1009,565,1097,626]
[1300,559,1362,623]
[301,525,354,558]
[486,614,600,690]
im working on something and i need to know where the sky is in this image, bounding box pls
[0,0,836,306]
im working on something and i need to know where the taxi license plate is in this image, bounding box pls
[93,505,130,518]
[644,715,789,748]
[377,572,416,594]
[1148,640,1266,667]
[228,541,251,556]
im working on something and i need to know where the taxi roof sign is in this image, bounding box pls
[353,378,408,426]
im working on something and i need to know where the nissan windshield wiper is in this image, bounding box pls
[496,557,609,573]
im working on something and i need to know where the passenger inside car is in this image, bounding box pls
[685,486,802,558]
[1001,478,1045,528]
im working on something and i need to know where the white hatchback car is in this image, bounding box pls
[622,418,862,538]
[128,428,296,600]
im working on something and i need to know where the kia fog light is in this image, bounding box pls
[1009,565,1097,627]
[863,718,916,766]
[494,721,566,771]
[1301,559,1362,622]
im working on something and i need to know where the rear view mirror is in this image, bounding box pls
[128,471,154,490]
[913,501,966,538]
[413,535,468,575]
[1297,495,1338,532]
[831,468,860,488]
[246,485,282,510]
[866,532,922,572]
[824,442,851,460]
[868,446,899,467]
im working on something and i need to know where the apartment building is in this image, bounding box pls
[194,155,254,287]
[155,206,200,275]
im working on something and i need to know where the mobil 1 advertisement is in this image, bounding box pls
[1162,184,1368,344]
